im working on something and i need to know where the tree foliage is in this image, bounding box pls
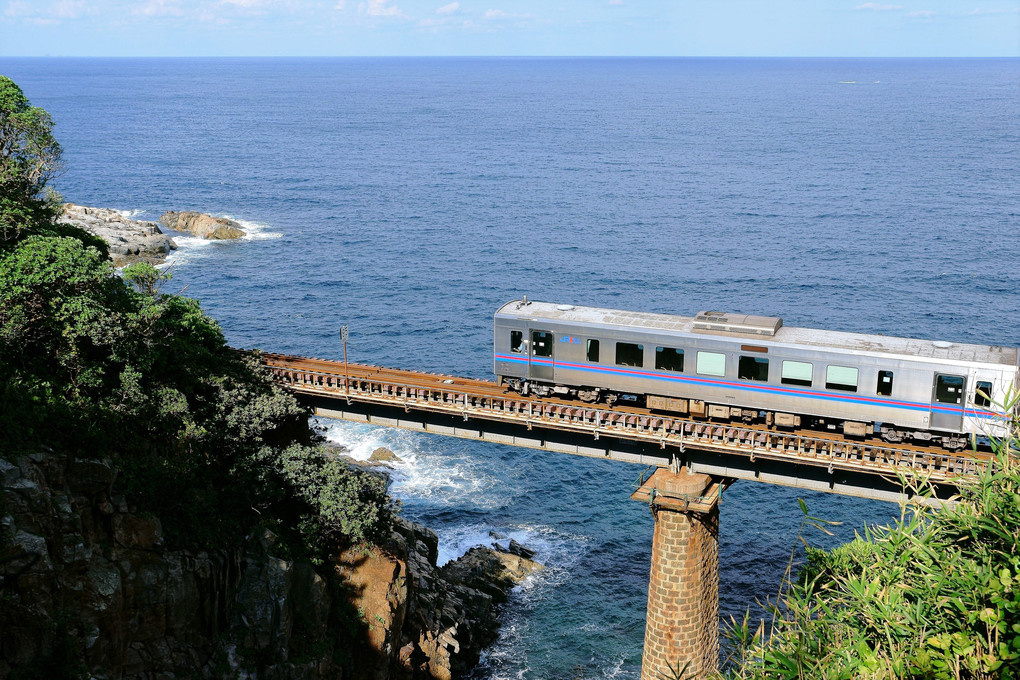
[0,75,63,245]
[121,261,171,296]
[0,232,395,549]
[723,399,1020,680]
[274,444,397,549]
[0,76,395,553]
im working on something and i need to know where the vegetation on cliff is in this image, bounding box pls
[0,76,103,252]
[0,74,394,553]
[723,402,1020,679]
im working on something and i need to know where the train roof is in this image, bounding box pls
[495,300,1019,369]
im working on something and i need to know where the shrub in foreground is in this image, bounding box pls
[723,399,1020,679]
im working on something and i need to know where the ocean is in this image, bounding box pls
[3,56,1017,678]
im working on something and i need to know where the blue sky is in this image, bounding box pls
[1,0,1017,57]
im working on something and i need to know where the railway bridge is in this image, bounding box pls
[263,352,991,680]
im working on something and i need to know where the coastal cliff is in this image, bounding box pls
[0,449,541,679]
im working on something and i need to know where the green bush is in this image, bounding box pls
[722,396,1020,680]
[273,444,397,550]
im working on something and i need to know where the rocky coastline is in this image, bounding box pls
[58,204,247,267]
[59,204,177,267]
[1,448,541,679]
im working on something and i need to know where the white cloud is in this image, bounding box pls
[53,0,86,18]
[221,0,305,6]
[967,7,1020,15]
[608,0,623,5]
[419,4,459,27]
[4,0,33,17]
[214,0,280,18]
[360,0,406,17]
[907,9,935,17]
[482,8,531,19]
[481,8,535,22]
[854,2,902,10]
[335,0,346,8]
[133,0,183,16]
[4,0,90,21]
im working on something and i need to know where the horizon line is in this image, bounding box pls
[2,55,1018,59]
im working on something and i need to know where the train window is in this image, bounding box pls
[655,347,685,372]
[935,374,964,404]
[877,370,894,396]
[781,361,813,387]
[510,331,523,353]
[738,356,769,381]
[975,380,993,407]
[532,331,553,357]
[696,351,726,377]
[587,339,600,362]
[826,365,859,392]
[616,342,644,367]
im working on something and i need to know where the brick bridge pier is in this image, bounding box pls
[632,468,722,680]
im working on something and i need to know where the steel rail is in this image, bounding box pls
[262,353,988,486]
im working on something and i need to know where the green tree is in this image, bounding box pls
[273,443,397,549]
[0,75,62,245]
[121,261,172,296]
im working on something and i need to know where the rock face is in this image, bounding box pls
[442,545,543,604]
[0,451,543,680]
[160,211,246,240]
[0,452,343,679]
[369,447,402,464]
[342,520,544,680]
[59,204,177,266]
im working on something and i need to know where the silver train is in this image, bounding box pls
[493,299,1018,450]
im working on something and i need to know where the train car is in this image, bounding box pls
[493,299,1018,449]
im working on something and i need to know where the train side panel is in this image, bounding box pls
[494,300,1017,440]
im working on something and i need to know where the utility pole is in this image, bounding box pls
[341,325,350,403]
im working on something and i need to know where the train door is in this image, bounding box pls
[931,374,966,432]
[529,329,555,381]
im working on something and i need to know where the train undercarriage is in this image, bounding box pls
[500,377,971,451]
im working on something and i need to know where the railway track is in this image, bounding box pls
[262,352,991,488]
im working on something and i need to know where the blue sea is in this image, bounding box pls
[3,57,1018,678]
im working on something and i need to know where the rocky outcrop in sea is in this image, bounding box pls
[59,204,177,266]
[160,211,246,240]
[0,450,542,679]
[57,205,249,267]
